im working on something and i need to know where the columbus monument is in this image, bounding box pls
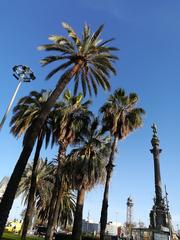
[149,124,171,232]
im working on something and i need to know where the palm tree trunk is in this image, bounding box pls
[0,61,83,238]
[45,144,66,240]
[100,136,118,240]
[72,188,85,240]
[52,183,63,231]
[45,163,61,240]
[45,179,65,240]
[21,132,44,240]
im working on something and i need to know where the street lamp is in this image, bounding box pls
[0,65,35,131]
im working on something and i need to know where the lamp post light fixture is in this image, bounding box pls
[0,65,35,131]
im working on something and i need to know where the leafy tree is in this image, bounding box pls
[0,22,118,237]
[10,90,53,240]
[67,118,110,240]
[99,88,145,240]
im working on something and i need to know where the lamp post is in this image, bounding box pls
[0,65,35,131]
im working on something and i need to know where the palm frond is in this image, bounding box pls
[62,22,81,46]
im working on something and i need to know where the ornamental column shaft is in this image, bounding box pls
[149,124,169,230]
[150,125,163,206]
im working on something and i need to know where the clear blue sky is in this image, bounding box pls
[0,0,180,228]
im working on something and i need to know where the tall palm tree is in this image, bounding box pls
[0,22,118,237]
[10,90,52,240]
[67,118,110,240]
[45,90,91,240]
[99,88,145,240]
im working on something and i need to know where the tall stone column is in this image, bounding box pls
[149,124,168,230]
[150,124,163,207]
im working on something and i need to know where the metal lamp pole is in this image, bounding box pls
[0,65,35,131]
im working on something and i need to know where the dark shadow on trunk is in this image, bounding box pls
[21,132,44,240]
[72,188,85,240]
[0,62,83,238]
[100,136,118,240]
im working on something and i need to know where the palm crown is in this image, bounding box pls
[38,22,118,96]
[66,118,110,191]
[100,88,145,139]
[10,90,52,147]
[51,90,91,148]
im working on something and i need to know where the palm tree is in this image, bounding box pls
[0,22,118,237]
[37,188,76,230]
[99,88,145,240]
[39,22,118,97]
[19,158,76,231]
[16,158,54,231]
[67,118,110,240]
[36,162,76,230]
[10,90,52,240]
[16,158,54,205]
[45,90,91,240]
[57,190,76,230]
